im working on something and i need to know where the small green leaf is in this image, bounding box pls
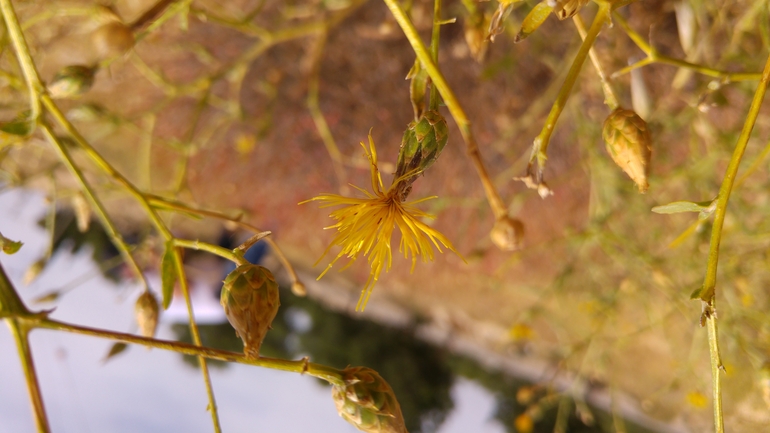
[0,110,33,136]
[103,342,129,363]
[651,200,714,215]
[160,241,178,310]
[0,232,23,254]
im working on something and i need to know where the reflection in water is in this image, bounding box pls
[172,289,654,433]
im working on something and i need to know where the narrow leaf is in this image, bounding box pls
[160,241,178,309]
[515,2,553,43]
[0,232,23,254]
[103,342,129,363]
[32,291,60,304]
[651,200,713,214]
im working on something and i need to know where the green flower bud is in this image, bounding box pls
[602,108,652,193]
[220,264,280,358]
[48,65,96,99]
[135,290,160,338]
[394,110,448,200]
[332,367,408,433]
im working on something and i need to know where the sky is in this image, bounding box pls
[0,188,506,433]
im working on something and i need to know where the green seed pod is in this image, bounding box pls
[490,215,524,251]
[91,21,135,60]
[220,264,280,358]
[48,65,96,99]
[394,110,448,199]
[135,290,160,338]
[332,367,407,433]
[549,0,589,20]
[602,108,652,193]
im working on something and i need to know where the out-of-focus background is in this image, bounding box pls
[2,0,770,432]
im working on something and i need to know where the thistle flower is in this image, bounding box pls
[303,132,460,311]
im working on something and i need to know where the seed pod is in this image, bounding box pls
[48,65,96,98]
[91,21,135,60]
[490,215,524,251]
[135,290,160,338]
[332,367,407,433]
[602,108,652,193]
[220,264,280,358]
[394,110,448,200]
[548,0,589,20]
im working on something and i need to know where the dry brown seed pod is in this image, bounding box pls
[220,264,280,358]
[490,215,524,251]
[135,290,160,338]
[332,367,408,433]
[91,21,135,60]
[602,108,652,193]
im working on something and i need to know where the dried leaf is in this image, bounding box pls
[160,241,178,310]
[32,292,60,304]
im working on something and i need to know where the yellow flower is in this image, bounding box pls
[303,132,460,311]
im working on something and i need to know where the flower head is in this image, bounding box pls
[303,132,460,311]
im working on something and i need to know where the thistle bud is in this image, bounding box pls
[490,215,524,251]
[48,65,96,99]
[394,110,448,199]
[220,264,280,358]
[91,21,135,60]
[332,367,408,433]
[135,290,160,338]
[602,108,652,193]
[548,0,589,20]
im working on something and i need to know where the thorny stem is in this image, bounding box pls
[612,13,762,82]
[695,51,770,433]
[33,315,345,385]
[531,1,611,173]
[572,13,619,110]
[0,264,50,433]
[382,0,507,219]
[40,124,151,292]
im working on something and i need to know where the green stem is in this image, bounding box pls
[698,53,770,303]
[171,249,222,433]
[428,0,441,111]
[172,238,246,265]
[382,0,507,218]
[40,124,150,292]
[612,12,761,82]
[572,13,618,110]
[706,309,724,433]
[695,51,770,433]
[8,320,50,433]
[0,0,43,120]
[31,316,344,385]
[531,1,610,171]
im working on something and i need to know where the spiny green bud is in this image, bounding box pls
[394,110,448,200]
[549,0,589,20]
[602,108,652,193]
[490,215,524,251]
[220,264,280,358]
[332,367,408,433]
[48,65,96,99]
[135,290,160,338]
